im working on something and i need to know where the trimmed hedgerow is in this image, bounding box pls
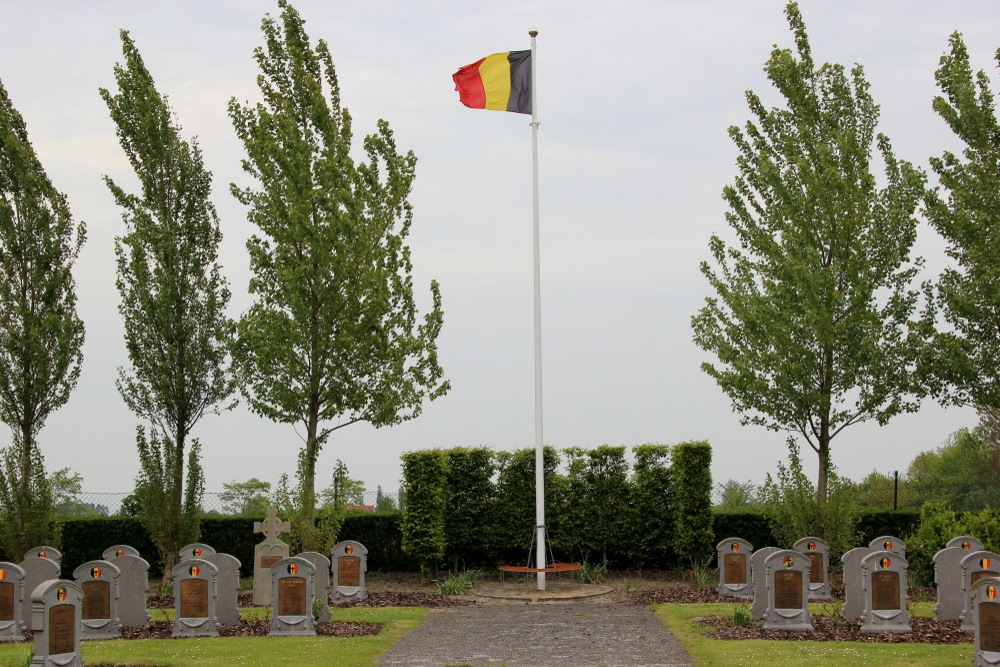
[400,449,448,575]
[673,441,714,567]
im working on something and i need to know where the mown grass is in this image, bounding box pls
[655,602,972,666]
[0,606,427,667]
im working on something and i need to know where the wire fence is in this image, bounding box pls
[71,490,400,517]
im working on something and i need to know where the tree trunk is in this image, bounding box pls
[301,402,320,552]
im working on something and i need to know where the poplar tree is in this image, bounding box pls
[923,33,1000,411]
[0,78,86,556]
[691,3,927,503]
[229,2,447,550]
[101,31,235,574]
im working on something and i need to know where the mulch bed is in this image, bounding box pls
[118,619,380,639]
[698,614,971,644]
[333,591,474,608]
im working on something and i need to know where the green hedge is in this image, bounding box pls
[673,441,714,566]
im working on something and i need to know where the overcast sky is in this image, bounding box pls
[1,1,996,499]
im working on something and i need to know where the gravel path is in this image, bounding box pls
[378,602,694,667]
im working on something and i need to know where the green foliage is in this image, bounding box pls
[630,444,676,568]
[400,450,448,574]
[905,502,1000,586]
[219,478,272,516]
[576,560,606,585]
[491,447,561,565]
[844,471,915,511]
[691,2,928,504]
[732,603,752,627]
[690,562,715,590]
[673,441,714,567]
[228,1,447,552]
[374,485,396,512]
[922,32,1000,410]
[0,75,85,560]
[712,511,775,552]
[435,569,479,595]
[760,440,858,559]
[320,460,366,508]
[443,447,494,569]
[101,31,234,576]
[907,428,1000,510]
[50,468,104,518]
[715,479,761,510]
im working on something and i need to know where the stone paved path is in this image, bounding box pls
[378,602,694,667]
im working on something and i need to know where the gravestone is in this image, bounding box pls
[860,551,911,633]
[716,538,752,598]
[296,551,331,623]
[24,547,61,567]
[971,577,1000,667]
[749,546,780,620]
[171,559,219,637]
[868,536,905,557]
[330,540,368,603]
[101,545,150,627]
[179,543,216,561]
[961,551,1000,633]
[203,553,241,625]
[270,557,316,636]
[841,547,874,620]
[0,563,26,642]
[19,550,60,625]
[253,508,291,605]
[935,546,973,621]
[30,579,82,667]
[762,550,813,631]
[948,536,985,553]
[793,536,831,600]
[72,560,121,640]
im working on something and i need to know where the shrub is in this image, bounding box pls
[400,450,448,575]
[631,444,676,568]
[673,441,714,567]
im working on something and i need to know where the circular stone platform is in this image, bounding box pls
[473,579,612,602]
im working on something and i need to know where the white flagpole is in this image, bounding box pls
[528,26,545,592]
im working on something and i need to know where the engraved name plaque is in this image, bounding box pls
[261,556,282,569]
[48,604,75,655]
[973,570,1000,586]
[982,602,1000,653]
[806,553,823,583]
[871,571,900,611]
[180,579,209,618]
[0,582,12,622]
[338,556,361,587]
[278,577,306,616]
[774,570,802,609]
[724,554,746,584]
[82,580,110,620]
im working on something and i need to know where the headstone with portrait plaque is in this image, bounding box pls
[253,508,291,605]
[793,536,831,600]
[19,549,60,626]
[296,552,331,622]
[716,538,752,598]
[972,576,1000,667]
[841,547,874,620]
[749,546,780,620]
[101,545,150,627]
[330,540,368,603]
[171,559,220,637]
[762,550,813,631]
[29,579,82,667]
[961,551,1000,634]
[0,563,26,642]
[860,550,911,633]
[270,556,316,636]
[72,560,121,640]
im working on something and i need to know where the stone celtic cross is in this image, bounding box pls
[254,508,291,543]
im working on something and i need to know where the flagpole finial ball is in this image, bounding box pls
[529,27,538,38]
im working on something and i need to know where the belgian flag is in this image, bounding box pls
[453,50,531,114]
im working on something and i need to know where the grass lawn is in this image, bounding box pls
[655,602,973,666]
[0,606,427,667]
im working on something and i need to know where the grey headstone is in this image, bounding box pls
[72,560,121,640]
[253,508,291,606]
[203,553,241,625]
[793,536,832,600]
[749,546,780,620]
[171,559,219,637]
[179,543,216,561]
[24,547,61,569]
[18,553,60,625]
[948,536,985,553]
[868,536,905,558]
[296,552,331,623]
[934,546,968,621]
[101,547,150,627]
[971,577,1000,667]
[270,557,316,637]
[30,579,82,667]
[762,550,813,631]
[330,540,368,603]
[716,538,753,598]
[860,551,911,633]
[841,547,873,620]
[961,551,1000,633]
[0,563,26,642]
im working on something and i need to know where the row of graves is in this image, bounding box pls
[0,509,372,666]
[717,535,1000,666]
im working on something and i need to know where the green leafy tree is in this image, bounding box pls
[219,477,272,515]
[49,467,102,518]
[907,428,1000,510]
[374,485,396,512]
[715,479,761,510]
[101,31,235,574]
[923,33,1000,410]
[229,1,447,550]
[0,77,85,556]
[320,460,366,508]
[691,2,927,503]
